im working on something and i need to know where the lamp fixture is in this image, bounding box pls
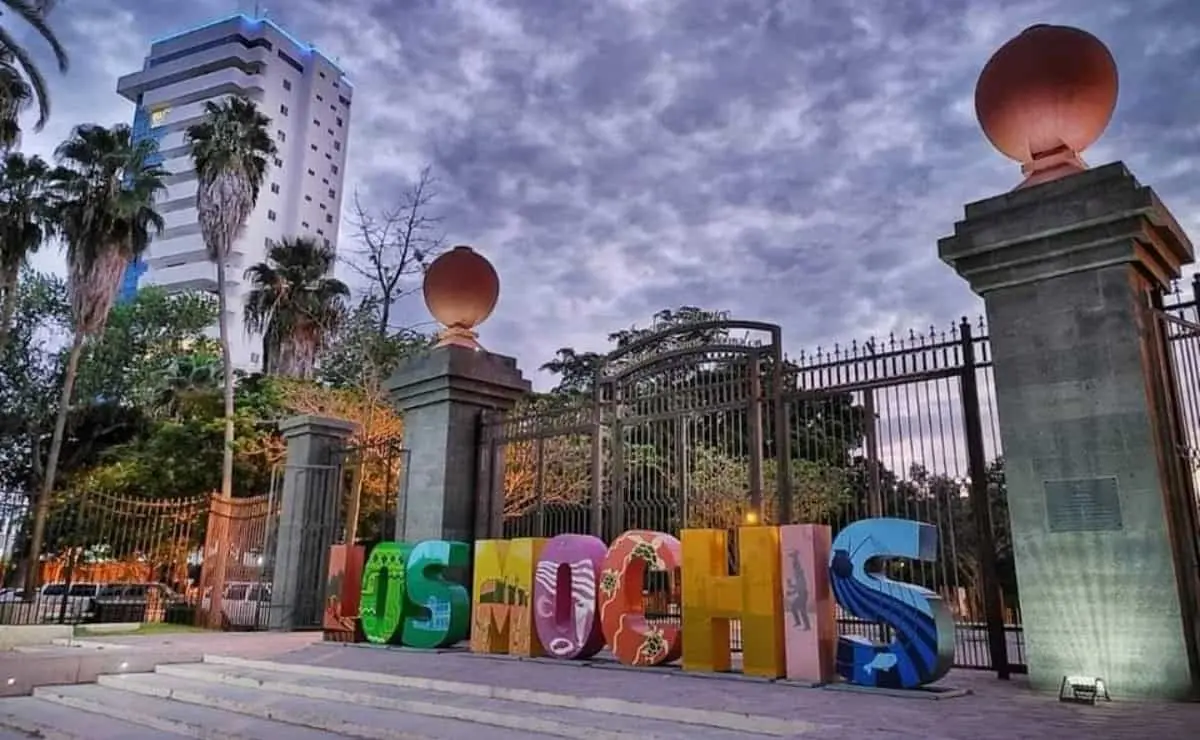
[1058,675,1110,705]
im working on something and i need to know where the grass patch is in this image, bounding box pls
[74,622,212,637]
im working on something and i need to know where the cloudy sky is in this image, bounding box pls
[10,0,1200,389]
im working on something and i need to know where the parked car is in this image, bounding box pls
[91,582,184,623]
[37,582,101,623]
[201,581,272,629]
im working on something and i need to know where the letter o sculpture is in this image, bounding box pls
[533,534,608,660]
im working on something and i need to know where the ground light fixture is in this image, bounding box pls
[1058,675,1111,705]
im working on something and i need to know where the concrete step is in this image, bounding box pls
[112,667,555,739]
[187,656,821,737]
[0,694,184,739]
[33,683,344,739]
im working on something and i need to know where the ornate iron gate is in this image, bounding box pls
[481,312,1019,676]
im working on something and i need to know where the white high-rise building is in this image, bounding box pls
[116,13,353,371]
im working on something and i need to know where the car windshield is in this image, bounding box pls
[97,585,128,597]
[67,583,97,597]
[41,584,67,596]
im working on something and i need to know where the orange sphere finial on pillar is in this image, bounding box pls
[974,24,1119,189]
[422,245,500,350]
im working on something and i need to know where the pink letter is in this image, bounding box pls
[779,524,836,683]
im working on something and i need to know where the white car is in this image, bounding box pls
[201,581,272,629]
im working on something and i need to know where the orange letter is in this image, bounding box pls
[470,538,547,656]
[681,526,785,678]
[598,530,682,666]
[779,524,836,683]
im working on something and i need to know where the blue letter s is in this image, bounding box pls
[828,518,955,689]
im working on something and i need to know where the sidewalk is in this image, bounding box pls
[271,643,1199,739]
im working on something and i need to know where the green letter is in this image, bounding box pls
[402,540,470,648]
[359,541,412,644]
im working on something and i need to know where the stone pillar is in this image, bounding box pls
[387,344,529,543]
[939,163,1199,699]
[269,414,358,631]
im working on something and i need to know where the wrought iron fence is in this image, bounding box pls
[0,491,206,626]
[1147,278,1200,648]
[482,314,1021,674]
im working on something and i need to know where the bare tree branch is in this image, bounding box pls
[343,165,446,336]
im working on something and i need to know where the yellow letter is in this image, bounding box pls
[681,527,785,677]
[470,538,547,656]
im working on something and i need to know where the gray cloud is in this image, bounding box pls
[13,0,1200,388]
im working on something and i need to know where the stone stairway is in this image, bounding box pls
[0,655,818,739]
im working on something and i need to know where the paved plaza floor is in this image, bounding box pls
[272,642,1198,739]
[1,632,1195,738]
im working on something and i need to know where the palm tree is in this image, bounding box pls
[0,0,68,135]
[185,95,275,499]
[0,151,51,351]
[245,237,349,378]
[0,48,31,151]
[23,123,166,592]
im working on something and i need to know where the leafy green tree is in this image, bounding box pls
[186,95,276,498]
[24,123,167,591]
[0,0,67,135]
[73,287,218,408]
[317,298,433,390]
[0,152,52,351]
[243,236,349,378]
[156,352,221,418]
[0,269,67,495]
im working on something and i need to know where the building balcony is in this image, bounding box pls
[145,260,243,293]
[118,44,271,101]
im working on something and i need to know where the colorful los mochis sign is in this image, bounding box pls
[354,518,955,689]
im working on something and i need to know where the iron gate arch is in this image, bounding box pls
[593,318,788,542]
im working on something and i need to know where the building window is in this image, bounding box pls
[333,81,339,89]
[270,183,280,194]
[336,117,343,127]
[282,79,292,91]
[319,71,326,78]
[251,352,261,364]
[279,104,288,116]
[333,141,341,151]
[317,228,324,235]
[323,238,331,248]
[331,164,339,175]
[325,213,333,224]
[327,188,335,198]
[322,177,329,185]
[319,203,326,210]
[325,153,332,160]
[267,210,277,221]
[277,130,286,142]
[312,119,320,126]
[304,194,312,202]
[264,237,271,247]
[316,94,323,101]
[310,144,317,151]
[302,221,310,228]
[307,168,315,176]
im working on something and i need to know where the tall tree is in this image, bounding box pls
[23,123,166,590]
[244,236,349,378]
[346,165,444,336]
[186,95,276,498]
[0,0,67,134]
[0,152,51,351]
